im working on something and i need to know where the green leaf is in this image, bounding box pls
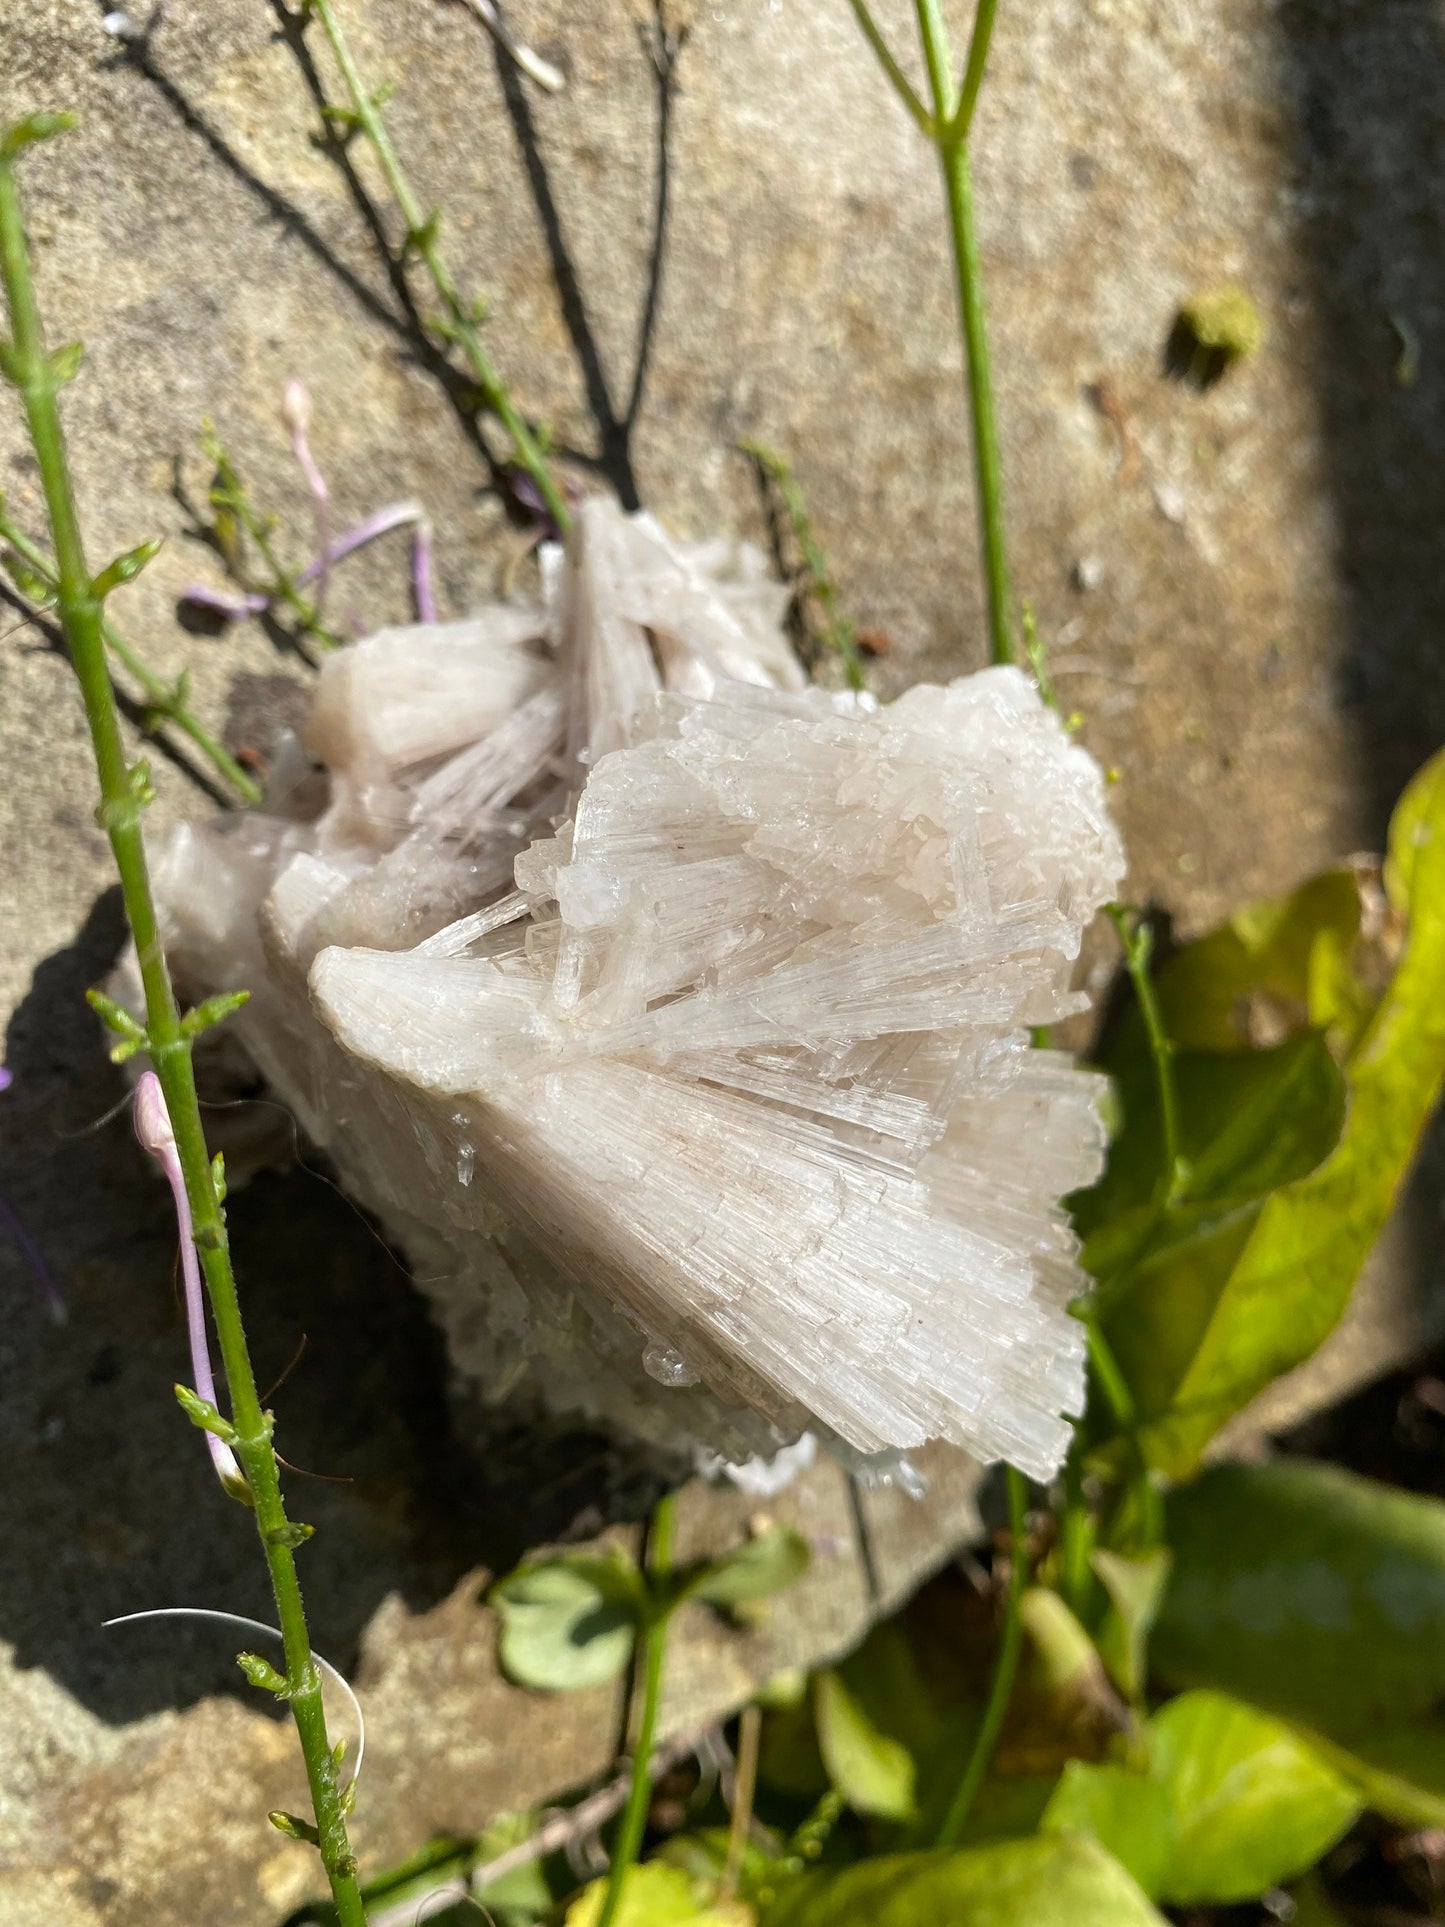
[1147,1691,1359,1903]
[1043,1762,1174,1899]
[813,1667,918,1822]
[1155,867,1370,1056]
[1094,747,1445,1475]
[491,1550,646,1692]
[1091,1549,1172,1700]
[565,1862,750,1926]
[681,1525,810,1610]
[1043,1691,1358,1904]
[1019,1585,1106,1699]
[760,1836,1167,1927]
[1156,1457,1445,1815]
[1077,1032,1346,1244]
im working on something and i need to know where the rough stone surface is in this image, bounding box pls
[2,0,1444,1919]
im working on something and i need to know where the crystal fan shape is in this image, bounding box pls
[134,501,1124,1482]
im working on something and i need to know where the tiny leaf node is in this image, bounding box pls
[237,1651,290,1696]
[0,113,78,161]
[49,340,83,386]
[91,536,163,600]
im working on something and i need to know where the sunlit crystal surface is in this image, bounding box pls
[137,500,1124,1482]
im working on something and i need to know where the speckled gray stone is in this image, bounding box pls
[2,0,1444,1918]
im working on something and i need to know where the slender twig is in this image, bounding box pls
[719,1703,761,1902]
[935,1465,1029,1847]
[0,118,366,1924]
[0,508,262,802]
[596,1490,677,1927]
[302,0,572,534]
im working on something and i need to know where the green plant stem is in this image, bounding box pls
[1108,904,1184,1207]
[597,1490,678,1927]
[950,0,1000,143]
[844,0,934,135]
[857,0,1012,668]
[305,0,571,535]
[206,432,343,654]
[933,130,1013,666]
[0,137,366,1927]
[936,1465,1029,1848]
[0,512,261,802]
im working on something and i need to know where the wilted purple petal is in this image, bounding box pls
[133,1072,245,1494]
[413,516,436,624]
[180,584,269,621]
[282,382,332,615]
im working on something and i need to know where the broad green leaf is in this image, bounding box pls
[566,1862,751,1926]
[1109,747,1445,1475]
[1092,1549,1172,1700]
[1148,1691,1359,1903]
[1156,1458,1445,1812]
[1042,1691,1358,1904]
[813,1668,918,1821]
[1075,1033,1346,1242]
[1155,868,1369,1055]
[1042,1761,1174,1898]
[760,1836,1167,1926]
[682,1526,810,1609]
[491,1550,646,1691]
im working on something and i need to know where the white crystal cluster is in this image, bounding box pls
[137,500,1124,1482]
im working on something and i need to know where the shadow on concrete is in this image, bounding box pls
[489,3,688,510]
[1274,0,1445,1380]
[0,901,635,1725]
[1276,0,1445,817]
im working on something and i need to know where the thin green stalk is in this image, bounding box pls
[597,1490,677,1927]
[303,0,571,535]
[933,129,1013,665]
[844,0,934,136]
[0,121,366,1927]
[206,430,343,654]
[1107,904,1185,1207]
[849,0,1015,665]
[949,0,1000,143]
[0,511,261,802]
[1082,1304,1164,1552]
[936,1466,1029,1847]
